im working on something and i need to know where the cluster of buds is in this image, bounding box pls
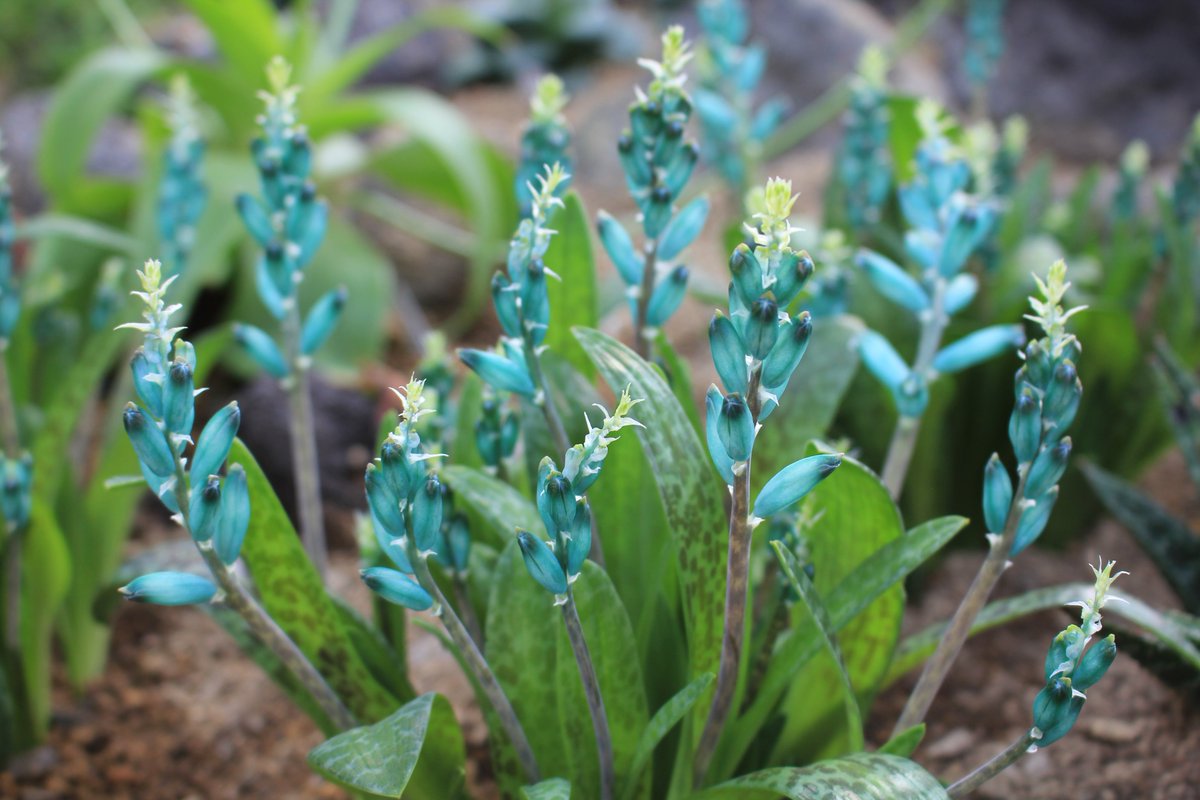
[0,139,18,341]
[705,178,841,508]
[963,0,1007,92]
[856,101,1017,418]
[515,75,572,219]
[835,47,892,230]
[475,391,519,470]
[982,260,1084,555]
[693,0,788,192]
[517,389,642,600]
[157,75,207,279]
[362,380,463,611]
[0,140,30,533]
[460,164,568,398]
[118,260,248,605]
[966,116,1027,272]
[1031,558,1122,747]
[233,57,344,376]
[1170,114,1200,227]
[1111,139,1149,225]
[597,26,706,335]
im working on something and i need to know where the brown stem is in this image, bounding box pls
[948,728,1038,798]
[282,300,328,579]
[563,593,615,800]
[633,238,659,360]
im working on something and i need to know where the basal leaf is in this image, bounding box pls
[180,0,282,85]
[879,724,926,758]
[544,192,598,378]
[695,753,948,799]
[19,499,71,742]
[308,693,466,799]
[621,673,713,800]
[230,439,398,723]
[522,778,572,800]
[441,465,544,548]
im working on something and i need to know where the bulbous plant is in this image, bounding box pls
[232,57,346,578]
[831,47,892,232]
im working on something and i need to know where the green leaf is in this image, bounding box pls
[230,439,399,723]
[750,316,860,496]
[16,215,142,255]
[885,583,1200,685]
[694,753,948,799]
[720,516,967,778]
[440,465,544,548]
[879,724,926,758]
[653,332,702,437]
[522,778,572,800]
[331,598,415,705]
[37,47,166,205]
[180,0,283,85]
[544,192,599,378]
[769,451,904,764]
[555,563,649,800]
[1080,462,1200,615]
[19,500,71,741]
[621,673,713,800]
[573,328,728,747]
[771,542,864,754]
[308,693,466,799]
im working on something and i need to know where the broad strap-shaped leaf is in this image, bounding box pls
[230,439,399,722]
[771,543,864,754]
[574,328,728,744]
[721,516,967,778]
[884,583,1200,686]
[555,562,650,800]
[179,0,282,84]
[544,192,599,379]
[308,693,466,799]
[621,674,714,800]
[441,464,545,548]
[523,778,572,800]
[694,753,948,799]
[879,724,926,758]
[654,332,703,436]
[19,500,71,742]
[1081,461,1200,614]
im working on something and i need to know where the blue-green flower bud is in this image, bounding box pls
[539,471,577,535]
[646,265,688,326]
[857,250,929,313]
[630,101,663,141]
[1043,360,1081,435]
[597,211,643,286]
[365,463,405,541]
[500,411,519,455]
[130,348,164,417]
[664,143,699,197]
[491,272,522,338]
[293,198,328,268]
[717,393,755,462]
[517,530,568,595]
[1033,678,1085,747]
[982,453,1013,533]
[744,297,779,360]
[163,359,195,436]
[0,455,32,529]
[1011,486,1058,556]
[1044,626,1083,681]
[1008,384,1042,465]
[236,193,274,248]
[943,272,979,315]
[140,458,179,514]
[214,464,250,565]
[234,323,289,379]
[772,250,814,307]
[729,243,763,307]
[520,259,551,339]
[762,311,812,391]
[261,242,292,300]
[188,475,222,542]
[380,439,415,501]
[459,348,535,397]
[191,402,240,482]
[653,119,685,165]
[121,571,217,606]
[896,374,929,418]
[1022,339,1054,389]
[754,453,842,518]
[693,89,736,137]
[932,324,1024,375]
[446,514,471,573]
[174,340,197,372]
[361,567,432,611]
[658,196,709,261]
[898,184,938,236]
[1073,634,1117,691]
[643,186,673,238]
[750,97,788,142]
[566,499,591,577]
[412,476,444,555]
[705,385,735,484]
[709,312,748,395]
[903,229,938,272]
[857,330,910,396]
[1025,437,1072,498]
[254,253,287,319]
[123,403,176,477]
[938,201,994,277]
[300,286,347,355]
[617,132,652,188]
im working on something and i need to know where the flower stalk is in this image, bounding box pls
[562,592,615,800]
[947,728,1038,798]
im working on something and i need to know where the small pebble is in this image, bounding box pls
[1084,717,1140,744]
[926,727,975,759]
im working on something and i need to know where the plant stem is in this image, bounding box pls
[411,549,541,782]
[947,728,1038,798]
[881,280,948,500]
[0,345,22,660]
[633,238,659,360]
[451,575,484,648]
[562,593,615,800]
[171,462,355,731]
[0,342,20,456]
[282,300,328,579]
[892,472,1029,736]
[694,368,762,785]
[522,339,570,457]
